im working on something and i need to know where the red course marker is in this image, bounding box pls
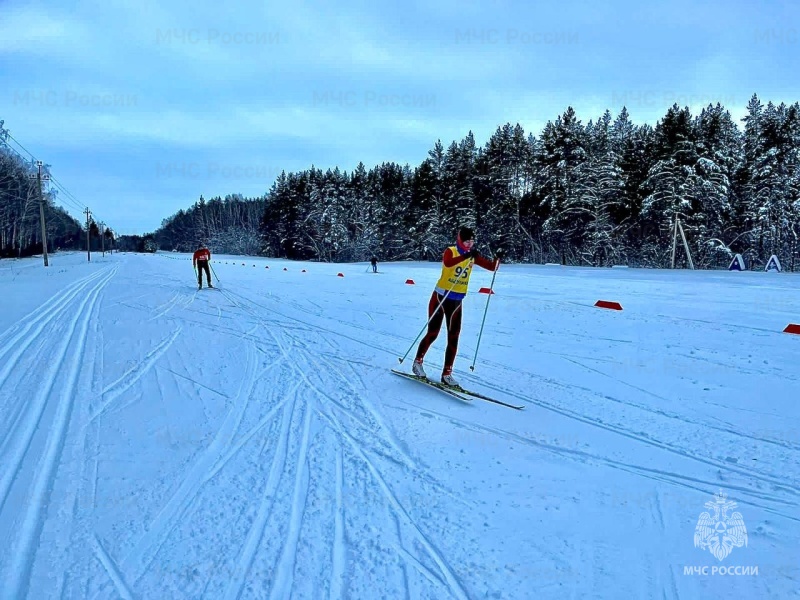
[595,300,623,310]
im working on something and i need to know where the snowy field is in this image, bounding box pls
[1,250,798,599]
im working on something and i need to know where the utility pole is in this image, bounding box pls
[84,207,92,262]
[671,213,695,270]
[677,216,695,270]
[27,161,50,267]
[670,214,678,269]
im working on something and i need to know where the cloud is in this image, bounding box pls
[2,0,799,233]
[0,6,87,54]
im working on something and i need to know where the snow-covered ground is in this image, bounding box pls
[1,250,798,599]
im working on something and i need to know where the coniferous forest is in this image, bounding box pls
[5,96,799,269]
[153,96,800,270]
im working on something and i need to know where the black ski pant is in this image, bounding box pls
[415,291,463,371]
[197,261,211,286]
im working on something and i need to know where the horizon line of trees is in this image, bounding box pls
[86,95,800,271]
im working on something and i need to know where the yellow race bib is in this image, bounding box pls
[435,246,473,297]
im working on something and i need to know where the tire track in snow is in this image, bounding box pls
[2,267,114,599]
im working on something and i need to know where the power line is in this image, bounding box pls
[2,129,109,225]
[1,126,121,263]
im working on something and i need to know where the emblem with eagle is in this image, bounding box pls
[694,490,748,561]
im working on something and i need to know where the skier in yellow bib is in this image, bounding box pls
[412,226,503,386]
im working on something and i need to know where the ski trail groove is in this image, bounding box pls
[400,403,798,515]
[92,535,135,600]
[147,291,182,321]
[315,350,415,467]
[155,366,230,399]
[0,268,114,515]
[2,268,114,599]
[123,345,261,584]
[203,378,297,486]
[315,406,470,600]
[477,376,800,495]
[329,446,345,600]
[564,357,800,452]
[223,398,296,600]
[0,269,108,452]
[221,285,467,597]
[89,326,183,422]
[0,268,105,367]
[269,397,314,600]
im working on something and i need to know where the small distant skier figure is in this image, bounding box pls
[193,243,213,289]
[370,256,378,273]
[412,226,503,387]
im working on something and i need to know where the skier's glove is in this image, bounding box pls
[494,248,505,260]
[468,247,480,260]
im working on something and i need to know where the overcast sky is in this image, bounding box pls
[1,0,798,234]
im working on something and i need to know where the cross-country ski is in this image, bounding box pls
[391,369,525,410]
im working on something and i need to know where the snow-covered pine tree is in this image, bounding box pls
[475,123,535,259]
[536,107,590,264]
[578,110,626,266]
[689,103,741,266]
[743,100,800,266]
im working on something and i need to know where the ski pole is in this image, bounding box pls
[469,257,500,371]
[210,263,220,283]
[193,263,198,283]
[398,261,470,364]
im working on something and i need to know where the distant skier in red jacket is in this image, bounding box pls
[193,243,213,289]
[412,226,503,387]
